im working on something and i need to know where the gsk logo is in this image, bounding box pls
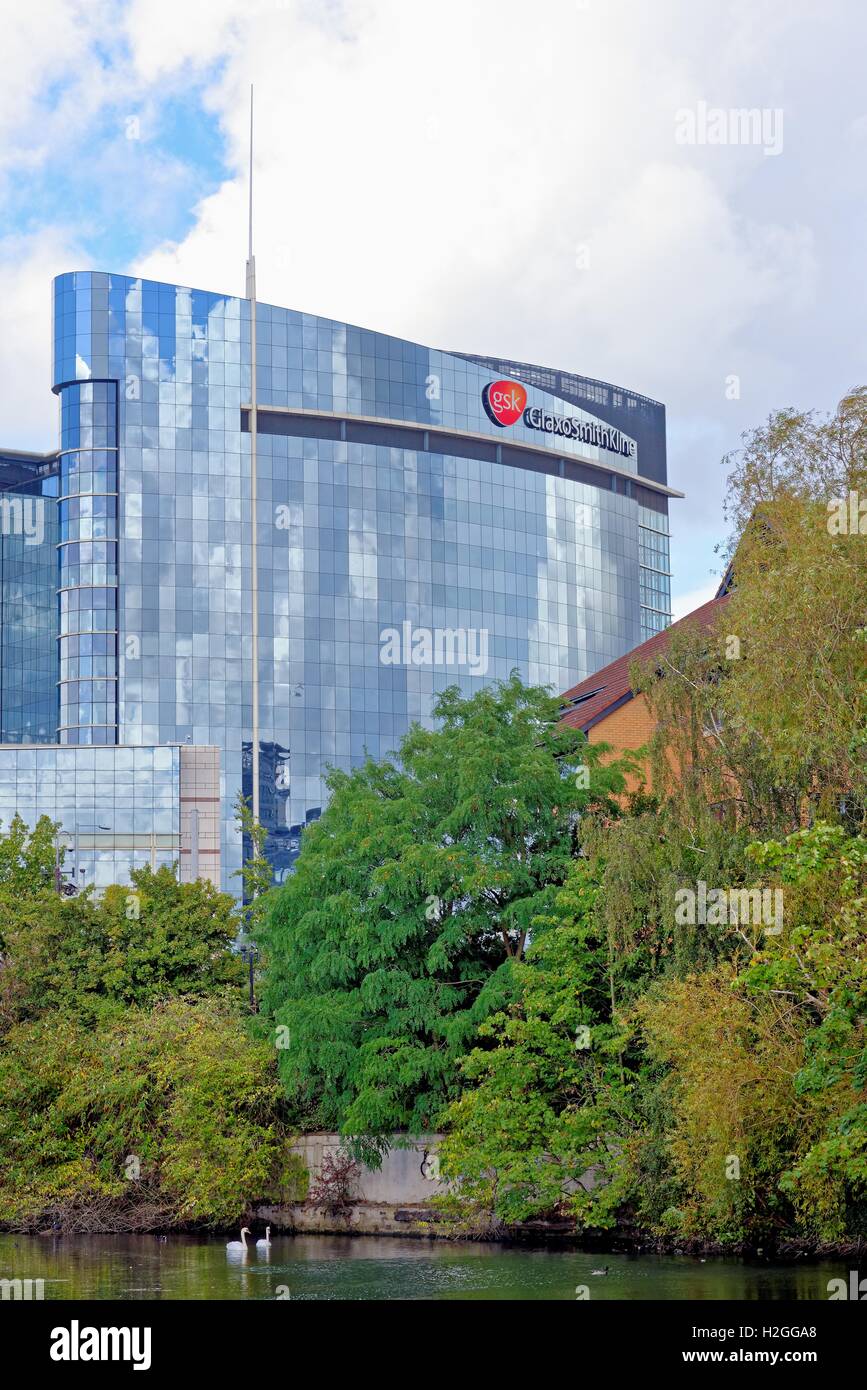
[481,379,527,428]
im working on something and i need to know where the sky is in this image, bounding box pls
[1,0,864,613]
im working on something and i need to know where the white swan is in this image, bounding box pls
[256,1226,272,1250]
[226,1226,251,1252]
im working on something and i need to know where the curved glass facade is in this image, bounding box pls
[56,380,119,744]
[34,270,678,890]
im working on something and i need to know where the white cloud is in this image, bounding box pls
[128,0,823,393]
[671,579,721,623]
[0,228,85,449]
[0,0,123,180]
[0,0,843,355]
[1,0,864,608]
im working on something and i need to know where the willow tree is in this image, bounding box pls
[718,388,867,820]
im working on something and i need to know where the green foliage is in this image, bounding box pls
[0,814,60,949]
[0,864,244,1029]
[718,392,867,813]
[258,675,627,1157]
[0,819,294,1232]
[627,824,867,1244]
[592,808,757,1004]
[720,388,867,560]
[0,813,58,891]
[636,966,819,1243]
[438,860,631,1228]
[631,615,813,832]
[0,997,305,1231]
[233,793,275,934]
[740,824,867,1238]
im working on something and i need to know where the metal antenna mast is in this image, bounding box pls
[246,84,260,828]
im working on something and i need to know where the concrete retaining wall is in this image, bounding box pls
[290,1133,448,1204]
[255,1201,447,1238]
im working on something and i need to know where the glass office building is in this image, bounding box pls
[0,271,679,892]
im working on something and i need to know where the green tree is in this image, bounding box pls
[0,814,60,949]
[720,387,867,557]
[631,614,811,834]
[258,675,627,1158]
[438,859,631,1229]
[740,823,867,1238]
[718,390,867,816]
[635,964,817,1244]
[625,823,867,1245]
[0,864,244,1029]
[233,792,274,931]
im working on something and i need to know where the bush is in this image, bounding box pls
[0,996,305,1231]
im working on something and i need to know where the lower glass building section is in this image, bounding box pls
[0,744,220,890]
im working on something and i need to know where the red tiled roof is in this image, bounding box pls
[560,593,731,731]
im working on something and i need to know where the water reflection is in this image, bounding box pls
[0,1232,848,1302]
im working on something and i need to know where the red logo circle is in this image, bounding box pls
[482,379,527,428]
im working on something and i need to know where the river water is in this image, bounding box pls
[0,1232,849,1300]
